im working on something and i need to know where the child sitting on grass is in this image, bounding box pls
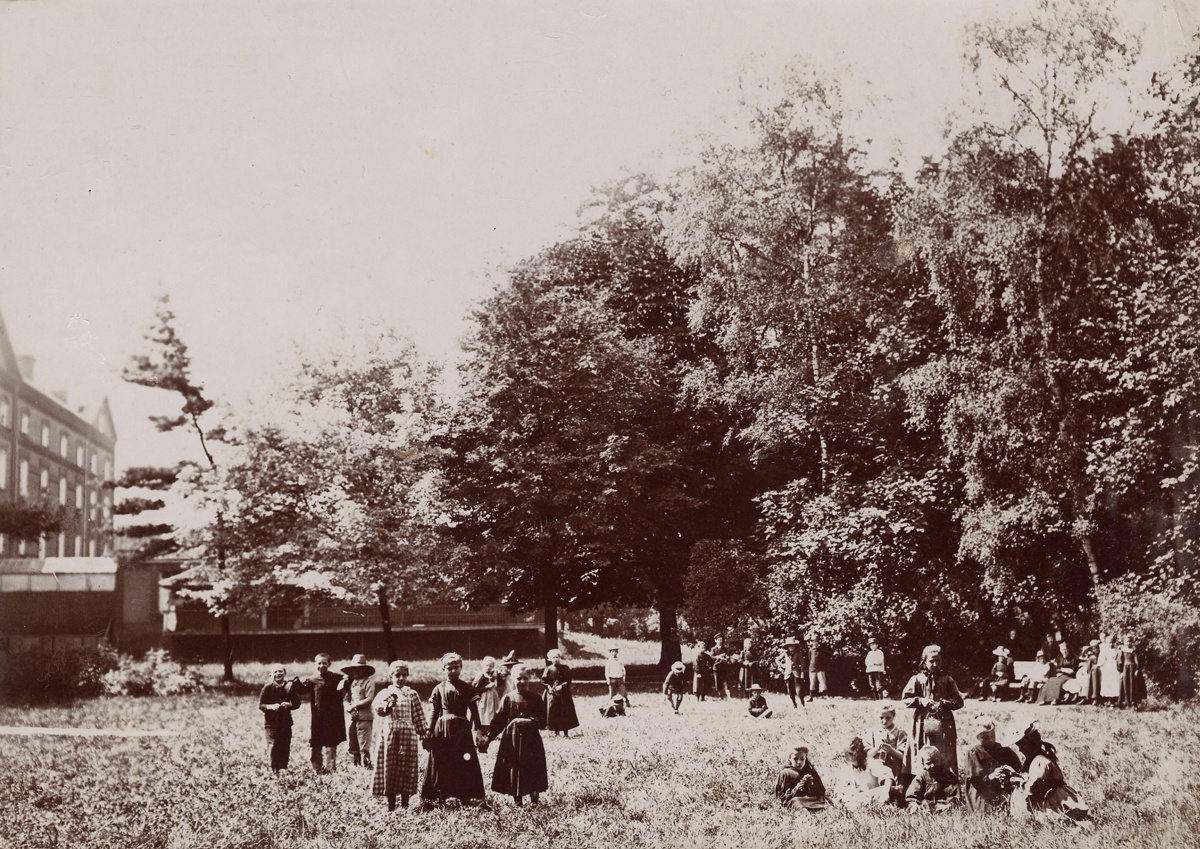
[599,694,626,718]
[747,684,773,718]
[905,745,961,812]
[774,744,827,811]
[663,661,688,713]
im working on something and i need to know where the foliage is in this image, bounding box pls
[1,643,119,703]
[0,500,69,541]
[100,650,207,697]
[683,540,768,640]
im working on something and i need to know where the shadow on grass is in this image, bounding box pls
[561,635,604,660]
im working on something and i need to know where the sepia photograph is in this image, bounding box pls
[1,1,1198,846]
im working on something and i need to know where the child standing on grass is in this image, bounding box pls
[605,646,631,706]
[747,684,773,718]
[421,652,485,805]
[487,663,549,807]
[694,641,714,701]
[864,639,887,700]
[663,661,688,713]
[543,649,580,737]
[473,656,502,747]
[372,661,428,812]
[774,745,827,811]
[258,664,300,772]
[341,654,377,770]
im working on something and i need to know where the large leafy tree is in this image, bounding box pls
[896,0,1146,606]
[187,323,451,664]
[439,248,688,654]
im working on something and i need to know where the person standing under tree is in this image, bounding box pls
[543,649,580,737]
[258,664,300,773]
[341,654,377,769]
[864,639,887,700]
[694,640,714,702]
[780,637,806,708]
[421,652,485,805]
[372,661,428,812]
[808,639,829,698]
[487,663,549,807]
[604,646,631,706]
[292,653,348,774]
[901,645,964,777]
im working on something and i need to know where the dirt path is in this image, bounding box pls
[0,726,179,737]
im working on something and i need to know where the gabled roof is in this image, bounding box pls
[0,307,21,380]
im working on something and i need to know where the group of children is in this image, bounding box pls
[772,706,1087,819]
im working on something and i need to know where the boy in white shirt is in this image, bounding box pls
[864,640,887,700]
[605,646,631,706]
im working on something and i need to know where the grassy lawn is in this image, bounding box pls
[1,688,1196,849]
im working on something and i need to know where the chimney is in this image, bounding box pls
[16,355,34,382]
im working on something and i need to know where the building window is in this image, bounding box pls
[75,483,83,509]
[60,434,69,458]
[0,533,5,555]
[90,454,98,475]
[0,398,10,428]
[18,539,26,556]
[40,423,50,447]
[57,533,65,557]
[38,537,46,558]
[89,539,97,557]
[40,468,49,491]
[74,535,82,556]
[20,411,30,437]
[19,459,29,496]
[104,459,113,482]
[59,477,68,505]
[0,448,7,489]
[76,445,84,467]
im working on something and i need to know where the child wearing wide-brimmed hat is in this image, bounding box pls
[663,661,688,713]
[747,683,773,718]
[341,654,378,769]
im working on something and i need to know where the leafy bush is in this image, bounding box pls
[1,642,120,702]
[102,649,207,697]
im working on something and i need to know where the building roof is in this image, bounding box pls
[0,557,118,575]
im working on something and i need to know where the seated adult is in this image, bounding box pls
[1018,651,1051,703]
[774,744,828,811]
[1038,646,1074,705]
[965,715,1021,812]
[985,646,1013,701]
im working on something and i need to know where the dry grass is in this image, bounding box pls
[0,687,1196,849]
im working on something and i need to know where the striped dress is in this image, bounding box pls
[371,685,428,796]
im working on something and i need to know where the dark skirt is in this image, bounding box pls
[546,687,579,732]
[421,715,485,800]
[491,718,548,797]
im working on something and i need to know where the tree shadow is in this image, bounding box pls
[562,635,603,660]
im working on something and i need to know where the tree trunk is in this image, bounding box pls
[378,588,396,665]
[657,602,682,668]
[1080,535,1102,594]
[219,614,234,682]
[544,601,558,654]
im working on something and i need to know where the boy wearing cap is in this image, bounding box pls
[747,684,773,718]
[605,646,631,706]
[342,654,378,769]
[663,661,689,713]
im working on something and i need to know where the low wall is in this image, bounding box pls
[166,626,545,664]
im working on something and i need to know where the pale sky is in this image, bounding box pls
[1,0,1192,471]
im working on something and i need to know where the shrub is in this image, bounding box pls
[0,641,120,702]
[102,649,207,697]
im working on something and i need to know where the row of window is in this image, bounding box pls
[0,397,112,479]
[0,449,111,522]
[0,532,108,558]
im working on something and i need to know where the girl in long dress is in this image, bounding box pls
[1117,635,1142,708]
[487,663,549,806]
[543,650,580,737]
[901,645,964,776]
[964,716,1021,812]
[1010,724,1089,821]
[472,657,502,745]
[1098,633,1121,703]
[371,661,428,811]
[421,652,485,803]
